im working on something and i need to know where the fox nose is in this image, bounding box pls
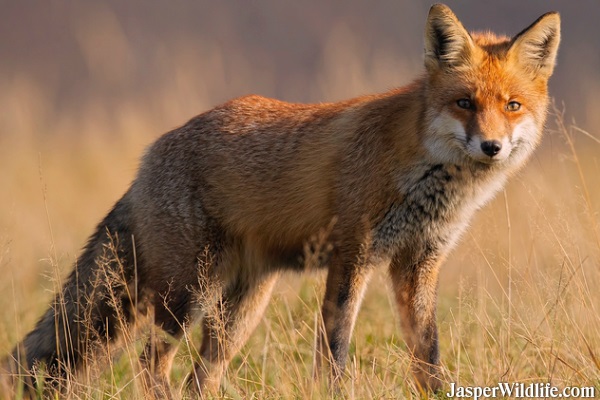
[480,140,502,157]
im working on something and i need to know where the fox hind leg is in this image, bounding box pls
[139,288,196,399]
[187,271,279,394]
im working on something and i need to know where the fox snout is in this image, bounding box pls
[466,113,540,164]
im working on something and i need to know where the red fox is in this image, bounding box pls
[2,3,560,396]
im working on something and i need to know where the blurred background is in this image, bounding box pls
[1,1,599,388]
[2,1,599,141]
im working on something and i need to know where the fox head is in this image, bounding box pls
[422,4,560,168]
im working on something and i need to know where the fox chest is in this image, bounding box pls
[372,163,500,260]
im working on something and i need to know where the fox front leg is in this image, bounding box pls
[318,258,373,388]
[389,249,444,392]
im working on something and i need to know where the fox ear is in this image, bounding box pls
[509,12,561,79]
[424,4,474,72]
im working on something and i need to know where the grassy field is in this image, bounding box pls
[1,6,600,392]
[0,99,599,399]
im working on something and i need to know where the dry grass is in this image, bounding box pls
[1,24,599,397]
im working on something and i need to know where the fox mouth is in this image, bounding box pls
[467,148,510,164]
[465,150,510,165]
[470,155,502,164]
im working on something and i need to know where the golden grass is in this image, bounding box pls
[2,3,600,397]
[0,53,599,398]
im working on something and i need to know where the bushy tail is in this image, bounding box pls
[4,192,138,392]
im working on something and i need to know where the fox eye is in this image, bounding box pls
[506,101,521,112]
[456,98,473,110]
